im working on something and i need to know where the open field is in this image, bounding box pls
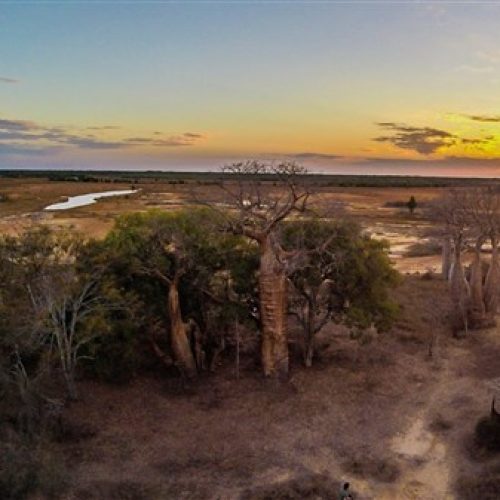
[0,174,455,272]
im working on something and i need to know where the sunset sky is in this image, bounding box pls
[1,1,500,176]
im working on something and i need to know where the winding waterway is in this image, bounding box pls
[44,189,138,210]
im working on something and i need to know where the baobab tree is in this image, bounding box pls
[432,186,500,332]
[431,190,471,332]
[107,210,216,379]
[480,186,500,317]
[215,161,311,378]
[106,208,254,379]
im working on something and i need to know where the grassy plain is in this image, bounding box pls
[0,174,445,271]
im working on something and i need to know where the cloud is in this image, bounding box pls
[0,119,38,131]
[456,64,495,73]
[477,49,500,64]
[0,144,61,156]
[462,114,500,123]
[373,122,496,156]
[0,76,19,84]
[63,137,133,149]
[291,152,343,160]
[152,132,204,147]
[461,137,490,145]
[86,125,121,130]
[125,133,204,147]
[374,122,458,155]
[125,137,154,143]
[0,116,205,155]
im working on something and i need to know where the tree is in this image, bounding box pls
[0,227,111,401]
[407,196,417,215]
[28,265,110,400]
[431,187,500,332]
[284,218,399,367]
[105,208,258,379]
[213,161,311,378]
[430,190,471,333]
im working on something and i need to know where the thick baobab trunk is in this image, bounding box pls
[469,240,486,324]
[485,237,499,316]
[259,237,289,378]
[168,279,197,378]
[442,237,452,280]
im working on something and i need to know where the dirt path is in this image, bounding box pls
[347,354,453,499]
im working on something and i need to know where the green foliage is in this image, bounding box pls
[284,218,399,333]
[87,208,259,377]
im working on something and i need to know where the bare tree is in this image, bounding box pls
[29,267,109,400]
[431,186,500,332]
[215,161,311,378]
[441,236,452,280]
[430,190,471,332]
[481,187,500,317]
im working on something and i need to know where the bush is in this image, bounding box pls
[475,415,500,452]
[405,240,442,257]
[0,437,67,500]
[0,442,38,500]
[457,471,500,500]
[240,472,340,500]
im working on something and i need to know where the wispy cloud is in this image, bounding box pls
[0,76,19,84]
[456,64,494,74]
[477,49,500,64]
[374,123,457,155]
[86,125,121,130]
[373,122,495,156]
[0,119,38,131]
[462,114,500,123]
[0,116,205,155]
[292,152,343,160]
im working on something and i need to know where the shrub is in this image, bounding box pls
[0,438,67,500]
[475,415,500,452]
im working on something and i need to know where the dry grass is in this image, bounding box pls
[0,177,445,237]
[45,276,466,499]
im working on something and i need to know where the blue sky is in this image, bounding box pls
[1,1,500,176]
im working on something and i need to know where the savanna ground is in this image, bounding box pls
[2,174,500,499]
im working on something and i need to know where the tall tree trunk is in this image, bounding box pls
[259,237,289,378]
[302,297,315,368]
[485,236,499,316]
[168,279,197,378]
[469,240,486,323]
[442,237,452,280]
[450,243,470,332]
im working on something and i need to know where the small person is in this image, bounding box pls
[339,482,353,500]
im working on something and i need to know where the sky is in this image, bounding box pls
[1,0,500,177]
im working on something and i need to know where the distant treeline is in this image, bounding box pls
[0,169,497,188]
